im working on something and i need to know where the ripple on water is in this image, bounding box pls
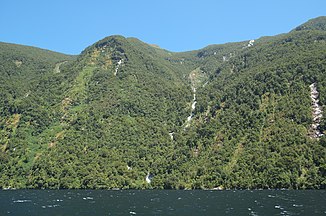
[292,204,303,207]
[13,199,32,203]
[225,207,234,214]
[280,210,289,215]
[274,205,284,209]
[42,204,60,209]
[249,210,258,216]
[150,197,160,202]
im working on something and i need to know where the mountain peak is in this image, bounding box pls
[78,35,129,68]
[293,16,326,32]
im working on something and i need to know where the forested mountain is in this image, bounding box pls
[0,17,325,189]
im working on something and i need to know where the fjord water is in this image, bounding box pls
[0,190,325,215]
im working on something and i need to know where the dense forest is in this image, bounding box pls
[0,17,325,189]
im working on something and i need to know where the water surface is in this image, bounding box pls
[0,190,325,215]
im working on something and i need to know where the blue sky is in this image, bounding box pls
[1,0,325,54]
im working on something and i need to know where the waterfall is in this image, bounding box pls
[114,59,122,76]
[185,87,197,128]
[168,132,174,140]
[309,83,323,139]
[145,172,153,184]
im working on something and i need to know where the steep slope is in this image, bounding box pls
[0,17,325,189]
[0,43,76,188]
[0,42,75,115]
[0,36,198,189]
[181,19,326,189]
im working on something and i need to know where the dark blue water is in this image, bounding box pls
[0,190,325,215]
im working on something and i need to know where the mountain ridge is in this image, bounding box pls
[2,16,326,57]
[293,16,326,32]
[0,16,325,189]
